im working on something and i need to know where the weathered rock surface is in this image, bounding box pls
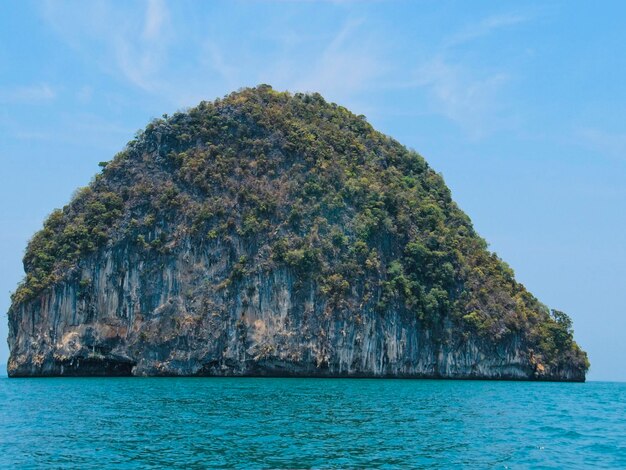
[7,86,588,380]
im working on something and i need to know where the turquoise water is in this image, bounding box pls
[1,377,624,469]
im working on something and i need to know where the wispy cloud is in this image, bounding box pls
[409,57,512,138]
[180,16,386,111]
[395,12,529,138]
[41,0,172,93]
[578,128,626,160]
[444,13,528,48]
[36,1,526,137]
[200,40,238,86]
[113,0,172,91]
[143,0,168,41]
[9,111,133,145]
[0,84,56,104]
[262,0,387,3]
[291,18,385,102]
[76,86,94,104]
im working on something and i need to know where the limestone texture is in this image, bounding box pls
[7,86,588,380]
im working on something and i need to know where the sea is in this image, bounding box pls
[1,374,624,469]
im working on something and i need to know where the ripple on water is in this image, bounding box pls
[0,378,625,469]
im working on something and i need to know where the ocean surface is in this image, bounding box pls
[0,376,624,469]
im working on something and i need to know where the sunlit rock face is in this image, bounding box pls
[7,86,588,380]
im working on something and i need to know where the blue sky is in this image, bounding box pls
[1,0,625,380]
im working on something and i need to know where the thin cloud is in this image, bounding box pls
[41,0,172,93]
[410,58,510,138]
[38,2,385,108]
[393,12,530,138]
[184,17,386,111]
[0,84,56,104]
[36,2,524,136]
[143,0,168,41]
[444,13,528,48]
[200,41,238,86]
[292,18,386,99]
[578,128,626,160]
[76,86,94,104]
[114,0,172,91]
[9,112,133,144]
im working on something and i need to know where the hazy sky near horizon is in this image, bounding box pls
[1,1,625,380]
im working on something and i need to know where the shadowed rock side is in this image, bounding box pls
[7,86,588,380]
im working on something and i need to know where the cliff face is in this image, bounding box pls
[7,86,588,380]
[7,238,584,380]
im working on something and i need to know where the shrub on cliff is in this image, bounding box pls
[10,85,588,374]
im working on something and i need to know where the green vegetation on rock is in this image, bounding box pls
[11,85,588,375]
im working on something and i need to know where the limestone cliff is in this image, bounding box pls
[7,86,588,380]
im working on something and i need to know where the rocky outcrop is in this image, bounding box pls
[8,235,584,381]
[7,86,588,380]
